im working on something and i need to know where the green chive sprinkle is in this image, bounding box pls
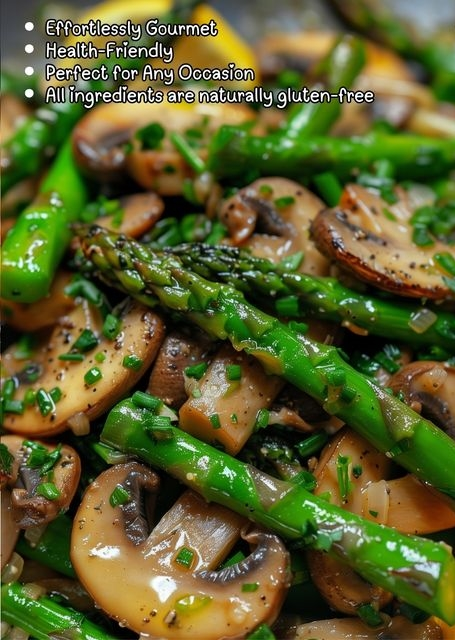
[274,195,295,208]
[209,413,222,429]
[73,329,99,353]
[132,391,162,412]
[175,546,195,568]
[122,355,143,371]
[84,367,103,386]
[254,408,269,430]
[336,454,351,502]
[184,362,208,380]
[102,313,122,340]
[226,364,242,381]
[241,582,259,592]
[58,353,85,362]
[36,482,61,501]
[109,484,130,508]
[36,389,55,416]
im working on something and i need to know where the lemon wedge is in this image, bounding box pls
[63,0,171,48]
[169,4,259,89]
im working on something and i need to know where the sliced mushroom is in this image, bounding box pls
[1,488,20,570]
[179,343,285,455]
[2,298,165,437]
[72,101,255,194]
[290,614,444,639]
[147,327,217,409]
[90,192,164,239]
[219,178,330,277]
[71,462,291,639]
[388,361,455,438]
[1,434,81,528]
[307,428,393,615]
[0,270,76,332]
[311,183,452,299]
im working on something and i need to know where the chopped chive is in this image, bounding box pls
[326,368,346,387]
[36,388,55,416]
[296,432,329,458]
[73,329,99,353]
[230,413,238,424]
[49,387,62,403]
[3,399,24,414]
[136,122,165,150]
[122,354,144,371]
[398,602,430,624]
[357,603,384,628]
[209,413,222,429]
[192,387,202,398]
[24,389,36,406]
[258,184,273,196]
[95,351,106,363]
[254,408,269,431]
[175,546,195,569]
[184,362,208,380]
[340,385,357,403]
[102,313,122,340]
[19,363,41,384]
[132,391,162,412]
[58,352,85,362]
[274,195,295,208]
[84,367,103,386]
[109,484,130,508]
[412,225,434,247]
[36,482,61,501]
[2,378,17,400]
[443,276,455,292]
[291,470,317,492]
[145,415,174,440]
[352,464,363,478]
[241,582,259,592]
[64,276,110,317]
[246,623,276,640]
[40,444,62,475]
[374,352,400,373]
[275,295,300,317]
[24,441,48,468]
[336,454,351,502]
[225,364,242,381]
[434,251,455,276]
[13,333,35,360]
[170,131,206,174]
[369,509,379,518]
[386,438,411,458]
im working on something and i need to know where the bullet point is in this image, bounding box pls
[25,89,34,99]
[25,44,34,53]
[25,22,34,31]
[25,66,34,76]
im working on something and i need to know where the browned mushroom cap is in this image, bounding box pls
[311,183,452,299]
[72,101,255,193]
[219,177,330,276]
[388,361,455,438]
[2,299,165,437]
[289,614,444,639]
[71,462,291,639]
[1,434,81,528]
[1,488,20,570]
[94,192,164,238]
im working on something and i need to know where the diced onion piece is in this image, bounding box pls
[24,523,48,547]
[1,552,24,584]
[408,308,438,334]
[22,582,47,600]
[67,411,91,436]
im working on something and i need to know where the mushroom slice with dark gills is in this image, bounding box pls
[1,434,81,529]
[219,177,330,276]
[71,462,291,639]
[1,298,165,437]
[310,183,453,300]
[388,361,455,439]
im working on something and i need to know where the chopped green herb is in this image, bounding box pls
[109,484,130,508]
[13,334,35,360]
[435,251,455,276]
[122,355,143,371]
[64,276,110,318]
[175,546,195,569]
[2,378,17,400]
[84,367,103,386]
[170,131,206,174]
[352,464,363,478]
[226,364,242,381]
[58,352,85,362]
[398,602,430,624]
[23,389,36,406]
[95,351,106,363]
[357,603,384,627]
[132,391,162,412]
[230,413,238,424]
[0,443,14,475]
[274,195,295,208]
[246,623,276,640]
[209,413,222,429]
[241,582,259,592]
[36,482,61,501]
[192,387,202,398]
[36,388,55,416]
[296,432,329,458]
[258,184,273,196]
[369,509,379,518]
[3,399,24,414]
[184,362,208,379]
[49,387,62,403]
[102,313,122,340]
[254,408,269,430]
[136,122,165,150]
[73,329,99,353]
[336,454,351,502]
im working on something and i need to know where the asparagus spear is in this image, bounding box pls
[208,129,455,182]
[1,582,118,640]
[1,137,88,303]
[100,397,455,623]
[170,243,455,351]
[76,225,455,498]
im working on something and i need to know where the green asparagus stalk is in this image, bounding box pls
[15,514,75,578]
[1,581,118,640]
[170,243,455,351]
[278,34,366,138]
[76,225,455,498]
[207,129,455,182]
[1,136,88,303]
[100,396,455,623]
